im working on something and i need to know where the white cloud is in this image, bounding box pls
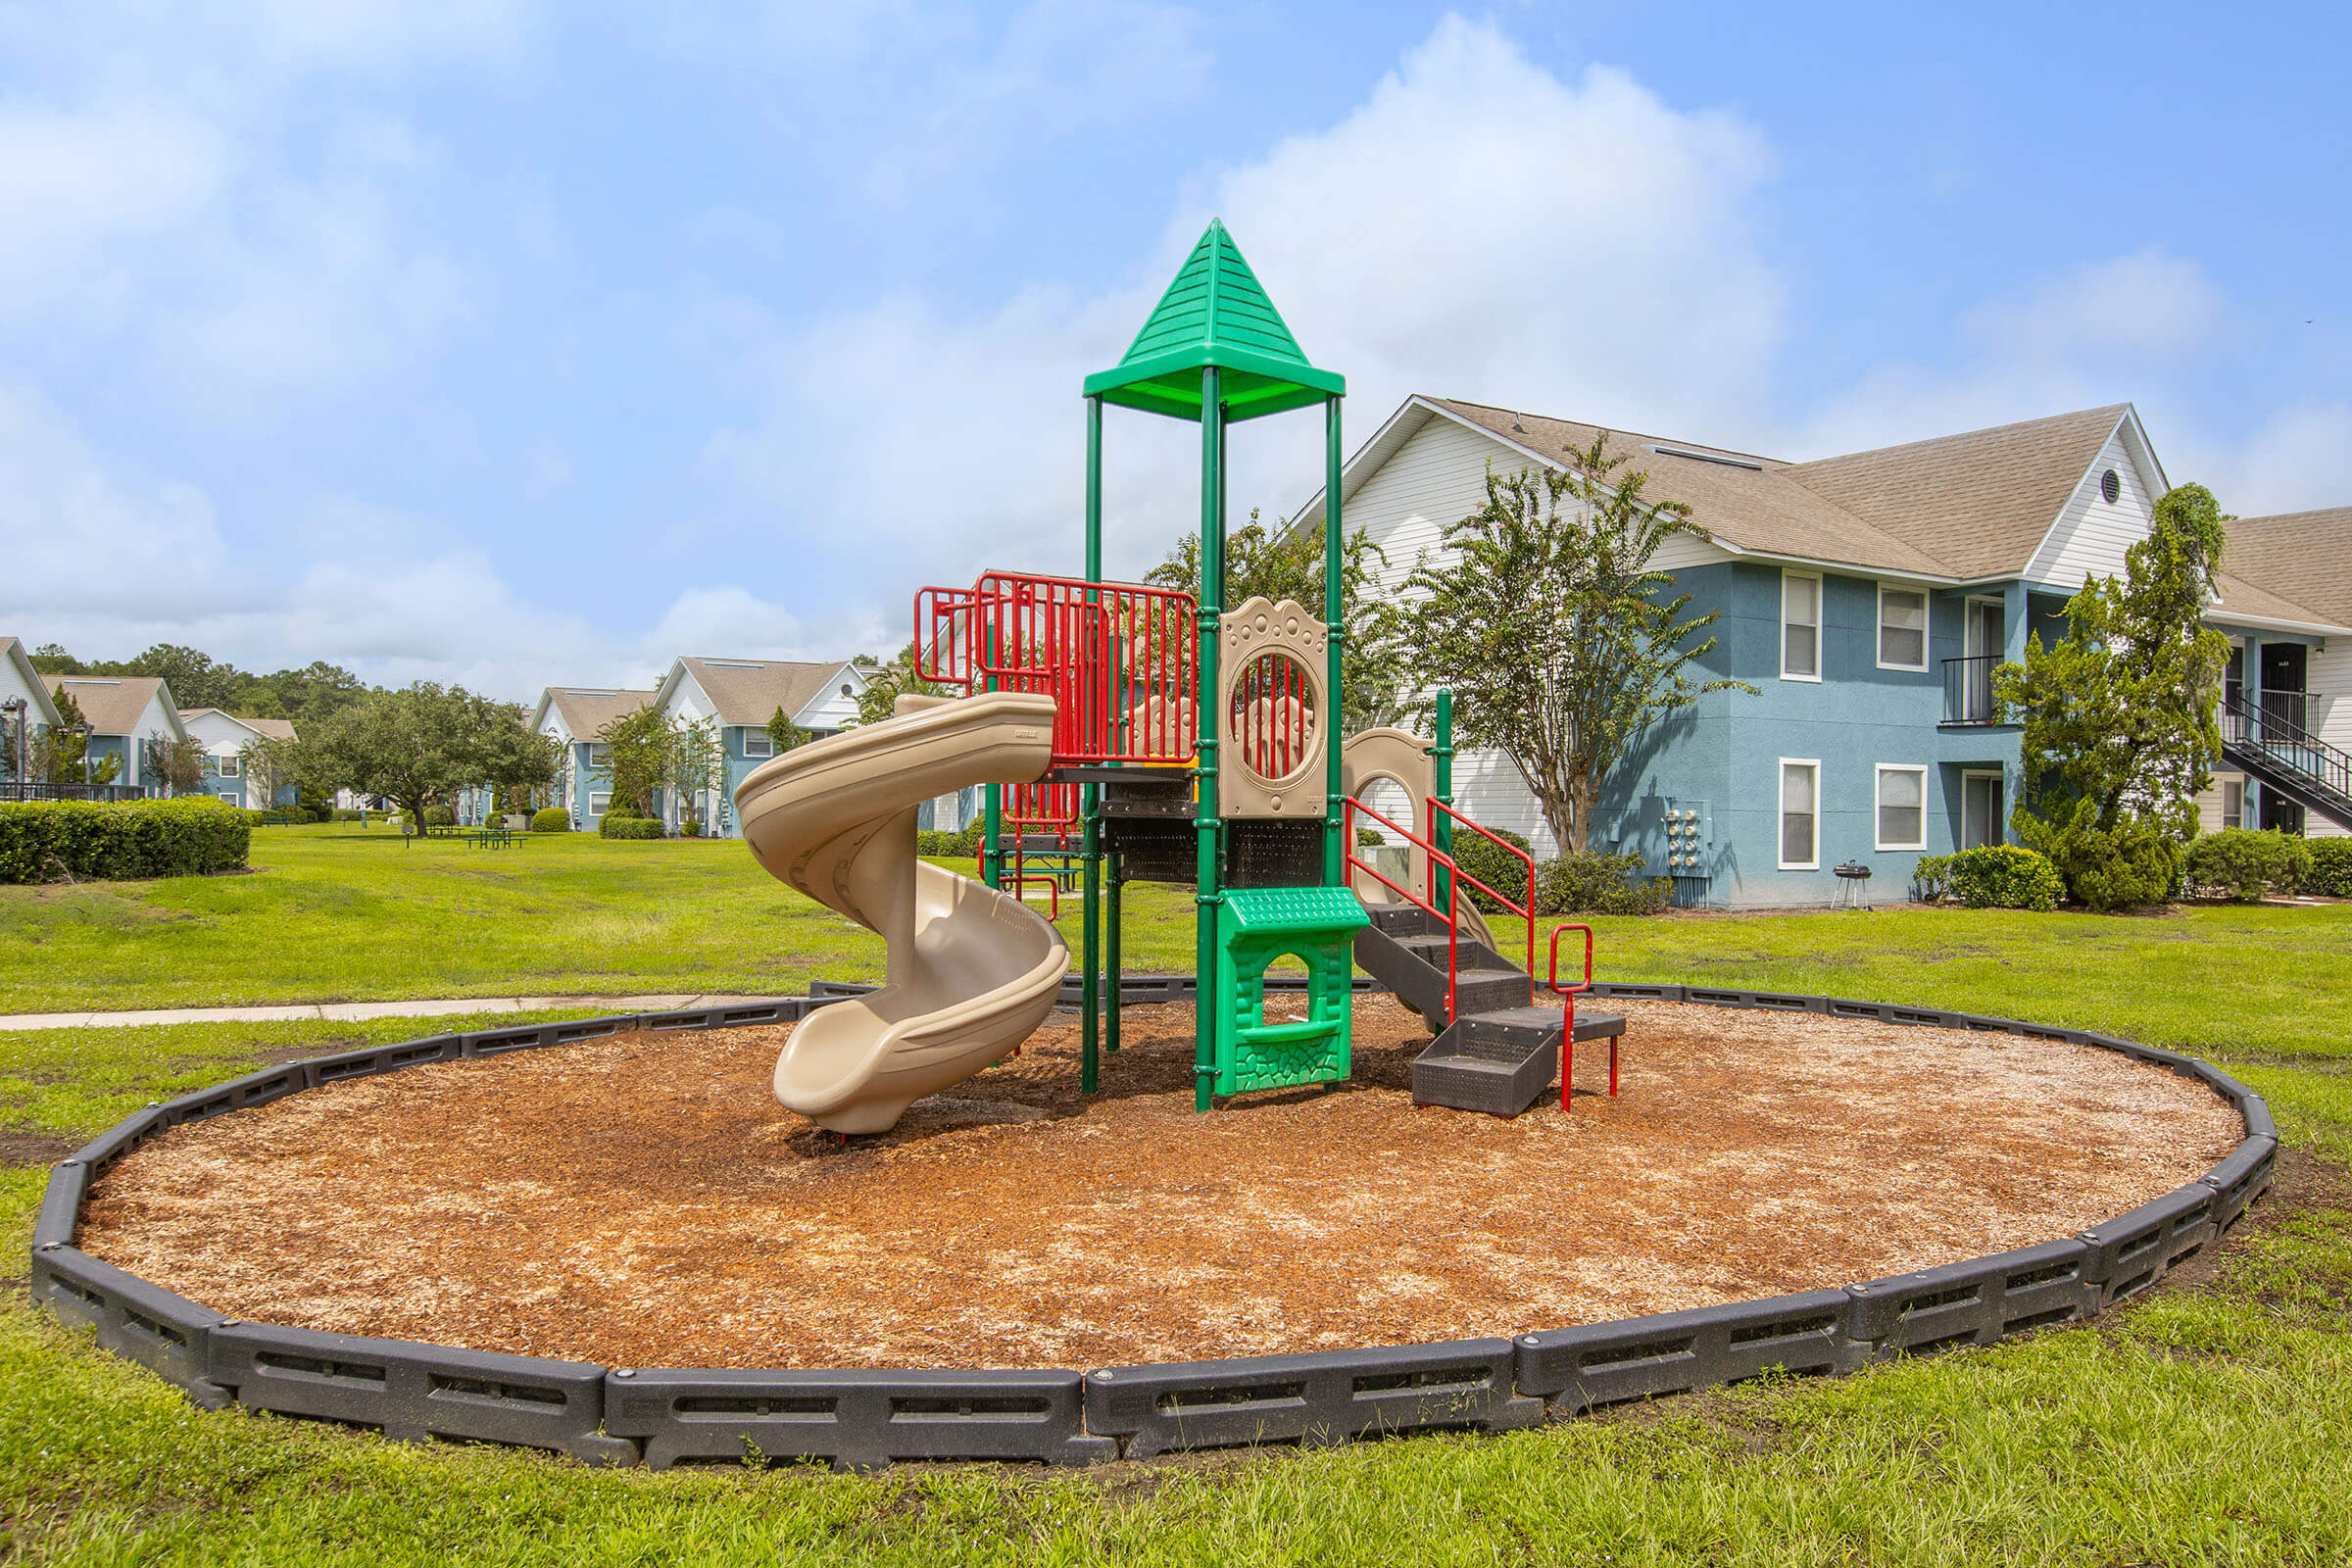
[1966,250,2224,363]
[2170,401,2352,519]
[700,14,1783,600]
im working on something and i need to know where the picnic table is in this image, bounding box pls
[419,823,522,849]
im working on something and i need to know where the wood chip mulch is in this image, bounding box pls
[76,997,2240,1371]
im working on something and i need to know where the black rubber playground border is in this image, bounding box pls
[27,976,2277,1471]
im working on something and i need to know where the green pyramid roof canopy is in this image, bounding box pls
[1084,220,1344,422]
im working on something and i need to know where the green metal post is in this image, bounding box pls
[1105,852,1122,1054]
[1081,396,1103,1095]
[1322,394,1345,885]
[1433,687,1454,913]
[981,613,1003,889]
[1195,367,1225,1113]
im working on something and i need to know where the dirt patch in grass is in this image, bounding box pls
[0,1128,76,1166]
[78,997,2241,1371]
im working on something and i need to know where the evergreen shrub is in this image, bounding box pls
[599,812,663,840]
[1912,845,2065,911]
[531,808,570,833]
[2307,837,2352,898]
[0,797,251,883]
[2184,828,2313,902]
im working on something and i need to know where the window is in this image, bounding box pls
[1876,765,1926,850]
[744,733,774,759]
[589,791,611,815]
[1779,760,1820,869]
[587,743,610,768]
[1961,771,2003,850]
[2223,779,2244,831]
[1781,571,1821,681]
[1877,586,1928,670]
[840,683,854,698]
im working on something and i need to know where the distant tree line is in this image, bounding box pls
[27,642,367,728]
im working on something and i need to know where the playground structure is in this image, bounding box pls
[738,219,1618,1131]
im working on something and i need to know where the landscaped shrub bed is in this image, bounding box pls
[531,808,570,833]
[917,823,985,858]
[0,797,251,883]
[599,813,663,840]
[2308,838,2352,898]
[2185,828,2316,902]
[1913,845,2065,911]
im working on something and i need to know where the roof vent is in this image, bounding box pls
[705,661,766,669]
[2100,468,2122,504]
[1647,444,1764,472]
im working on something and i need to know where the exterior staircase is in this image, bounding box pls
[1354,903,1624,1116]
[2220,692,2352,833]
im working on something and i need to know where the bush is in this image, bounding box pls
[916,822,986,858]
[1537,850,1671,915]
[681,816,705,837]
[1447,825,1535,914]
[423,806,455,827]
[599,812,663,840]
[2017,812,2178,912]
[2184,828,2313,902]
[2307,837,2352,898]
[1912,845,2065,911]
[531,808,570,833]
[0,797,252,884]
[334,808,363,822]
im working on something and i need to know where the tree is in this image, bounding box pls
[307,684,532,837]
[27,644,82,675]
[670,715,726,832]
[473,709,563,809]
[142,736,208,797]
[1402,442,1754,853]
[855,643,952,726]
[765,706,812,756]
[594,705,672,819]
[1146,510,1412,730]
[35,689,92,784]
[1994,482,2231,910]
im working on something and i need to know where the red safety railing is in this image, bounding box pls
[1344,795,1462,1020]
[1548,923,1613,1111]
[1428,799,1536,1004]
[914,570,1197,765]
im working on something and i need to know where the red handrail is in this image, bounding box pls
[1547,922,1611,1112]
[1345,796,1462,1022]
[1009,872,1061,922]
[1429,798,1535,1004]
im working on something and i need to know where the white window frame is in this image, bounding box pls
[1778,758,1821,870]
[743,732,774,759]
[1874,763,1928,852]
[2222,778,2244,831]
[586,743,611,768]
[589,791,611,815]
[1876,583,1930,672]
[1781,570,1822,683]
[217,752,240,777]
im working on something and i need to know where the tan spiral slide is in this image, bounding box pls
[733,691,1070,1134]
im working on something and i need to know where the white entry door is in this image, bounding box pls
[1961,771,2003,850]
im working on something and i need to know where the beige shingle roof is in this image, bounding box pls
[2220,507,2352,630]
[47,675,171,737]
[1426,399,1954,576]
[673,659,858,728]
[1422,398,2143,584]
[542,688,657,739]
[1784,405,2132,581]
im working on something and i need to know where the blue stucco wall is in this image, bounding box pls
[1576,564,2073,908]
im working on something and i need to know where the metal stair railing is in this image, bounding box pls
[2222,690,2352,806]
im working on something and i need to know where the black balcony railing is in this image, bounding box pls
[0,780,151,804]
[2222,690,2349,804]
[1941,655,2000,725]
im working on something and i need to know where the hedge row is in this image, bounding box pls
[1912,845,2066,911]
[599,813,663,840]
[0,797,252,884]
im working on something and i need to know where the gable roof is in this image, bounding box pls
[660,659,865,729]
[533,687,657,740]
[47,675,178,738]
[178,710,302,746]
[1302,395,2168,587]
[1784,405,2137,581]
[1,639,64,727]
[2220,507,2352,631]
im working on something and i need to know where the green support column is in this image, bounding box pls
[1081,396,1103,1094]
[1105,853,1123,1054]
[1195,366,1226,1113]
[1433,687,1454,914]
[1322,394,1346,885]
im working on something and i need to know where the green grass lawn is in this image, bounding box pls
[4,833,2351,1562]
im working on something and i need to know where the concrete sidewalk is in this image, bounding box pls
[0,994,801,1032]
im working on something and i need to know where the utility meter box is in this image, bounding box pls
[1649,799,1714,882]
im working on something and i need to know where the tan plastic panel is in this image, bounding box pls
[1217,595,1328,819]
[733,691,1070,1134]
[1339,726,1498,953]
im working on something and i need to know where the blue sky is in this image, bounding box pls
[3,1,2345,699]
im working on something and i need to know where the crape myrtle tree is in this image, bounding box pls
[669,715,726,833]
[311,684,554,837]
[141,736,208,797]
[1146,510,1413,731]
[1403,438,1754,854]
[854,644,951,727]
[594,705,673,820]
[1993,482,2231,911]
